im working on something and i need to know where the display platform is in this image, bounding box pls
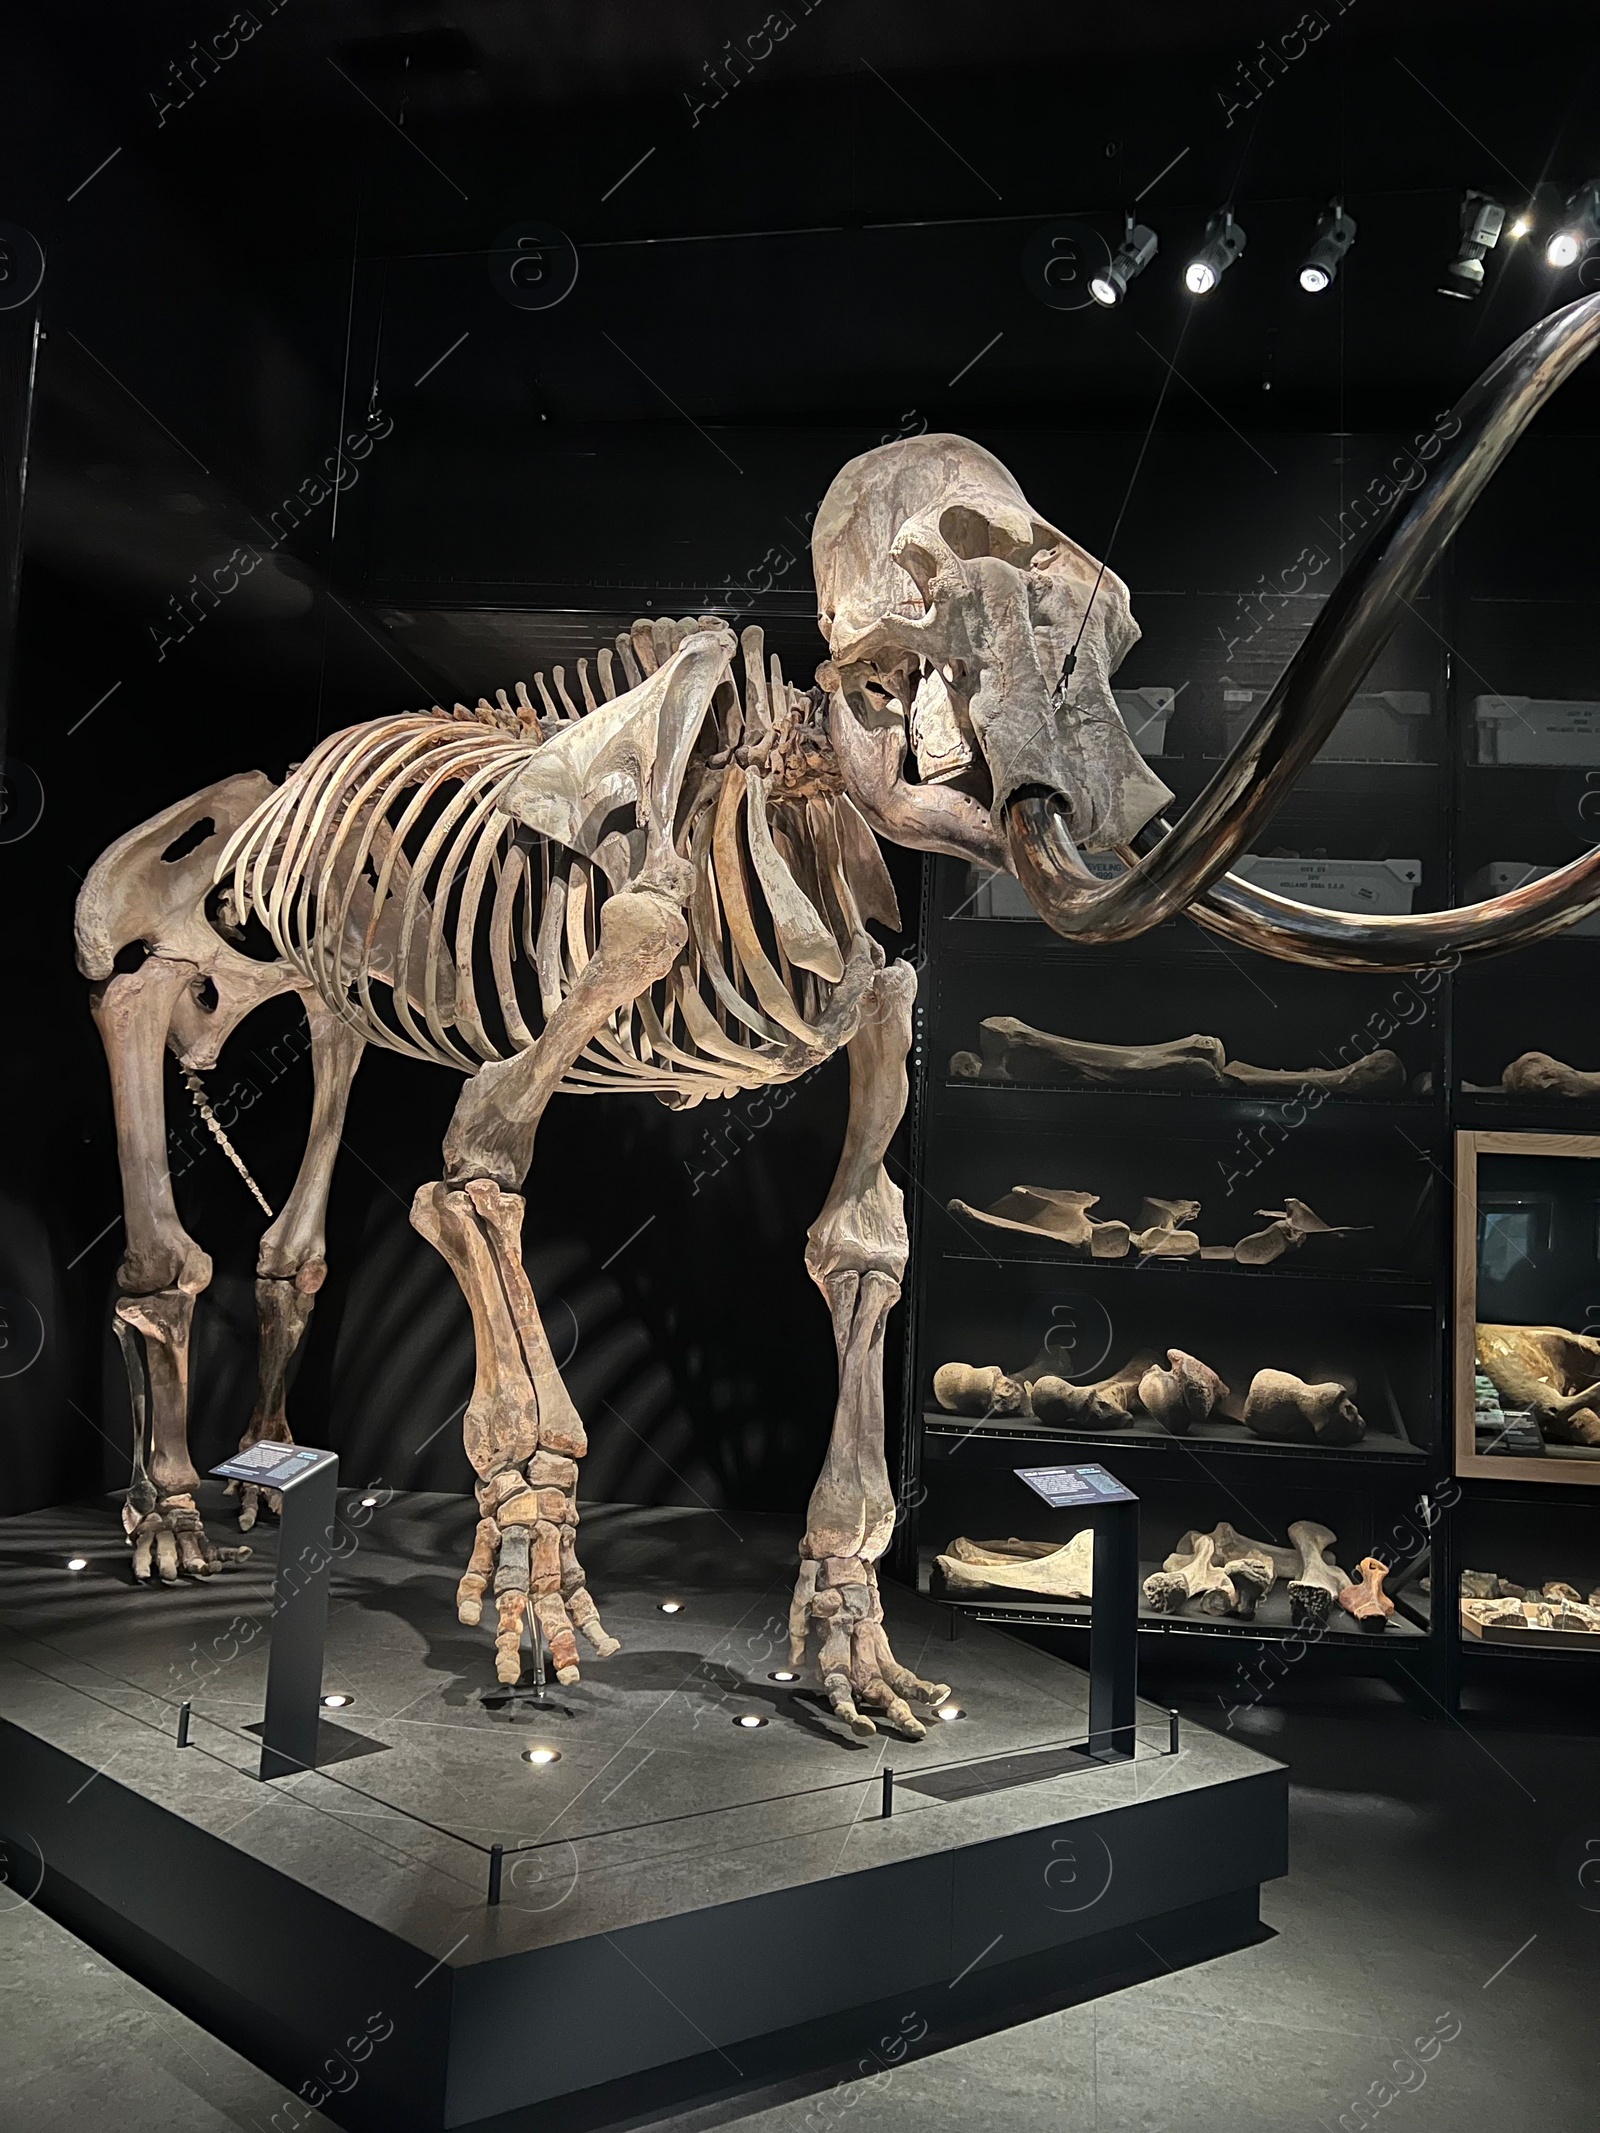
[0,1491,1286,2132]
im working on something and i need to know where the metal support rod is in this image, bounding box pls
[881,1767,894,1818]
[488,1843,504,1906]
[1168,1708,1180,1756]
[176,1699,191,1748]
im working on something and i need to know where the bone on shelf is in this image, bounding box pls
[947,1186,1361,1267]
[1336,1557,1395,1632]
[932,1350,1366,1446]
[1463,1051,1600,1096]
[937,1516,1352,1621]
[949,1017,1406,1095]
[1461,1575,1600,1641]
[1475,1325,1600,1447]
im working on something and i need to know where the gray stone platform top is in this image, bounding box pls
[0,1492,1277,1969]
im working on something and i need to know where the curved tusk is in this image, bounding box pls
[1181,853,1600,971]
[1008,290,1600,942]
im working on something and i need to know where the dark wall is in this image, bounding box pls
[3,2,1600,1520]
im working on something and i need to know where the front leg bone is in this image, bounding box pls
[790,965,950,1738]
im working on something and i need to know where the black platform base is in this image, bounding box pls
[0,1494,1287,2131]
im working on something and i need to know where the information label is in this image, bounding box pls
[211,1444,333,1491]
[1013,1463,1138,1509]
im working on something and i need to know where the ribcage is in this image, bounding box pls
[214,688,887,1104]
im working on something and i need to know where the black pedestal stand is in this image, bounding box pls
[211,1444,340,1782]
[1014,1460,1140,1764]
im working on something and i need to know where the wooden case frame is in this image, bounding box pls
[1454,1129,1600,1486]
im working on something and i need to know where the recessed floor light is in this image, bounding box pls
[936,1705,966,1722]
[320,1692,353,1710]
[359,1495,379,1508]
[65,1557,88,1572]
[658,1600,683,1615]
[769,1669,798,1683]
[522,1746,561,1766]
[734,1713,768,1730]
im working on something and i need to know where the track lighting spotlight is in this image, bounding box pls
[1184,209,1246,295]
[1298,202,1356,293]
[1091,215,1159,306]
[1545,181,1600,269]
[1439,193,1504,300]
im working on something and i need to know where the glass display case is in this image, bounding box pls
[1454,1132,1600,1488]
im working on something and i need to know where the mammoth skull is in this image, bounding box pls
[813,295,1600,973]
[812,434,1171,863]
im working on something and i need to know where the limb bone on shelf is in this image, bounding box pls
[932,1350,1366,1445]
[950,1016,1405,1094]
[948,1185,1362,1266]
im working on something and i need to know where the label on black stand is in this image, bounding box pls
[1013,1463,1137,1508]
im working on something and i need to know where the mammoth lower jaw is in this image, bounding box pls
[825,691,1010,869]
[889,771,1011,869]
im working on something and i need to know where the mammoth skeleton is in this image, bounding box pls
[76,292,1600,1740]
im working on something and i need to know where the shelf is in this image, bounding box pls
[918,1556,1427,1643]
[1451,1093,1600,1133]
[921,1410,1428,1465]
[938,1251,1433,1303]
[1459,1613,1600,1656]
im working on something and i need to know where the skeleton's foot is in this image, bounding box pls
[458,1457,621,1686]
[123,1483,250,1585]
[788,1558,950,1740]
[226,1481,283,1533]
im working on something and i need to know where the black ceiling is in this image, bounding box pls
[6,2,1600,650]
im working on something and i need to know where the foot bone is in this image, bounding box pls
[789,1557,949,1739]
[123,1484,250,1585]
[459,1456,620,1686]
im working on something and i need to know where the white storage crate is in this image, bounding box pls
[1112,686,1178,759]
[1473,697,1600,766]
[1465,861,1600,938]
[964,850,1125,920]
[1219,689,1432,762]
[1232,855,1422,915]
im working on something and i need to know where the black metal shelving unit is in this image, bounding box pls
[888,439,1600,1709]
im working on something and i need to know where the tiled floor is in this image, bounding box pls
[6,1679,1596,2131]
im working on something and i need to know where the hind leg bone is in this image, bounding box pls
[227,999,366,1530]
[93,958,246,1583]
